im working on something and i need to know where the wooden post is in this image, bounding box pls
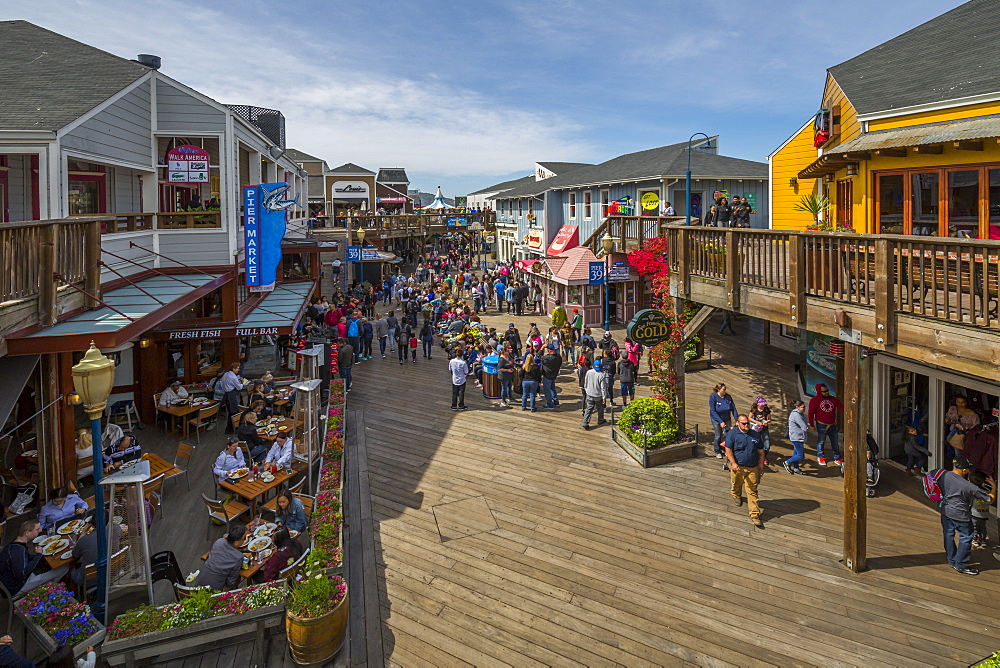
[788,233,806,327]
[676,228,690,299]
[38,223,57,326]
[85,219,102,308]
[873,239,895,348]
[842,341,869,572]
[673,296,686,433]
[724,230,739,309]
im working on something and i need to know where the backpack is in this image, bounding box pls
[347,320,359,337]
[609,343,621,360]
[923,469,947,503]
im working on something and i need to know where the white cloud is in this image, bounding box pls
[4,0,594,180]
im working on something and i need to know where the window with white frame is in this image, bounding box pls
[518,199,523,217]
[584,191,592,219]
[600,189,610,218]
[569,192,576,218]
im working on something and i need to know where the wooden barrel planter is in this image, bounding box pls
[286,589,349,665]
[612,425,699,468]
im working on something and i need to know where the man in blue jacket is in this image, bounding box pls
[724,416,765,528]
[709,383,738,460]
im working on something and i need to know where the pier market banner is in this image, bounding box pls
[244,182,296,292]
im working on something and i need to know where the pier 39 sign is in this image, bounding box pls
[625,309,673,347]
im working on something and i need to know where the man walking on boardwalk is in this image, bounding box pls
[725,414,765,528]
[448,349,469,411]
[581,359,608,430]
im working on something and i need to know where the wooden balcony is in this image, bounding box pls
[345,212,497,240]
[90,211,223,234]
[590,218,1000,378]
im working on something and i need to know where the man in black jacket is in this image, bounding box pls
[503,323,522,355]
[0,520,68,597]
[540,344,562,408]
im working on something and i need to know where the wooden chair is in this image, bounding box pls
[82,546,129,600]
[278,547,309,582]
[143,473,165,514]
[230,414,242,432]
[174,582,208,599]
[293,493,315,517]
[165,442,195,490]
[201,493,249,540]
[75,455,94,488]
[153,394,166,430]
[187,404,220,444]
[147,493,160,524]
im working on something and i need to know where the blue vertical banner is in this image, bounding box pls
[244,182,294,292]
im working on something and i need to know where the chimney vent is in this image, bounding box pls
[136,54,161,70]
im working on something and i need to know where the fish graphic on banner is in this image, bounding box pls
[244,182,291,292]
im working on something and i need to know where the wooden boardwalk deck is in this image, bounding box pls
[339,311,1000,668]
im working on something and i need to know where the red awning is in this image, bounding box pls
[547,224,579,255]
[513,259,539,269]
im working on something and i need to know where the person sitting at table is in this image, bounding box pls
[71,522,122,589]
[37,487,88,530]
[261,372,277,393]
[195,524,247,591]
[0,519,70,597]
[247,381,269,408]
[273,490,308,533]
[213,438,246,482]
[208,368,227,402]
[236,412,269,463]
[103,434,142,474]
[158,380,189,406]
[263,433,294,470]
[262,526,303,581]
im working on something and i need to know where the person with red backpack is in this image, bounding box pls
[926,456,996,575]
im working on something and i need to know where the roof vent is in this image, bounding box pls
[136,54,161,70]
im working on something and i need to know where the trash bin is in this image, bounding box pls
[481,354,500,399]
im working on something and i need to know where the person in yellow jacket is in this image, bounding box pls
[550,300,567,327]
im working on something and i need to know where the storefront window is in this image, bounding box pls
[167,343,185,381]
[241,335,294,378]
[878,174,904,234]
[68,180,102,215]
[547,282,557,298]
[283,253,310,280]
[585,285,601,304]
[162,288,223,322]
[989,169,1000,239]
[568,285,581,303]
[948,170,980,238]
[910,172,939,235]
[195,340,222,379]
[569,193,576,218]
[584,192,592,219]
[885,367,929,461]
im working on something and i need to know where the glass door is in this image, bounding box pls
[876,173,904,234]
[910,172,940,235]
[947,169,980,238]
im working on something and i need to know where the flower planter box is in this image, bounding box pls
[15,612,105,663]
[100,604,284,667]
[611,425,699,468]
[685,355,711,371]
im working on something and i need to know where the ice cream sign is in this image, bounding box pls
[167,144,211,183]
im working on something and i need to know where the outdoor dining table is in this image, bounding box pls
[254,417,297,443]
[38,519,91,570]
[218,467,295,515]
[157,399,218,437]
[140,452,183,480]
[200,520,298,582]
[266,388,293,410]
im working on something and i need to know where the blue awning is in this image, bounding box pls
[236,281,315,336]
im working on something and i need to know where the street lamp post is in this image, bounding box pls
[601,231,614,332]
[71,342,116,622]
[685,132,711,227]
[356,226,367,287]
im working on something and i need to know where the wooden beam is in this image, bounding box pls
[673,296,686,431]
[912,144,943,154]
[680,306,718,345]
[842,151,871,160]
[953,140,984,151]
[724,230,739,309]
[874,148,907,158]
[787,235,806,326]
[38,223,57,327]
[842,342,869,573]
[872,239,896,349]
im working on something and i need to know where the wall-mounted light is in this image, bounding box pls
[66,392,83,406]
[788,177,798,187]
[268,146,285,160]
[846,164,858,176]
[824,174,835,183]
[297,168,308,178]
[139,338,151,348]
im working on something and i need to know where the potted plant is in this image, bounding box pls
[285,550,349,665]
[15,583,104,658]
[611,397,699,468]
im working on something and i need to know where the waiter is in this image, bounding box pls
[220,362,244,433]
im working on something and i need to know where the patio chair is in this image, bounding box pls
[278,547,310,582]
[81,546,129,601]
[153,393,167,430]
[174,582,208,599]
[150,551,184,601]
[165,441,195,491]
[293,493,315,517]
[187,404,220,444]
[260,476,307,515]
[108,399,140,432]
[144,473,165,519]
[201,493,249,540]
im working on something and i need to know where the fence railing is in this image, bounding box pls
[658,225,999,333]
[0,217,105,315]
[346,212,497,235]
[89,211,223,234]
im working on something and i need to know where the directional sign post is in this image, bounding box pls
[588,262,605,285]
[346,246,361,262]
[608,261,631,282]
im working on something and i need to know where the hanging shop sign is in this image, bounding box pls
[244,182,292,293]
[375,197,408,203]
[588,262,605,285]
[712,189,729,202]
[743,193,757,209]
[608,197,633,215]
[547,224,579,255]
[166,144,210,183]
[608,261,631,282]
[626,309,672,347]
[640,192,660,211]
[235,326,281,337]
[446,217,468,227]
[527,230,543,249]
[166,328,224,340]
[332,181,369,198]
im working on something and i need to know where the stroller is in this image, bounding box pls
[865,432,880,497]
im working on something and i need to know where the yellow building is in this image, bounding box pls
[770,0,1000,238]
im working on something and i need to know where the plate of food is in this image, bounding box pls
[228,467,250,480]
[59,550,73,560]
[112,515,124,525]
[247,536,272,552]
[22,449,38,458]
[256,420,267,427]
[40,538,69,556]
[278,426,289,432]
[58,519,86,535]
[258,548,274,560]
[260,473,274,483]
[254,524,274,538]
[288,529,300,539]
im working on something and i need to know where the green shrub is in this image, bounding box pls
[977,651,1000,667]
[618,398,680,449]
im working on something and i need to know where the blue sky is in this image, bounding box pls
[4,0,967,196]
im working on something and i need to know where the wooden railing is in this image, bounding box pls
[659,226,1000,333]
[581,216,686,256]
[0,217,105,321]
[347,212,497,236]
[91,211,223,233]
